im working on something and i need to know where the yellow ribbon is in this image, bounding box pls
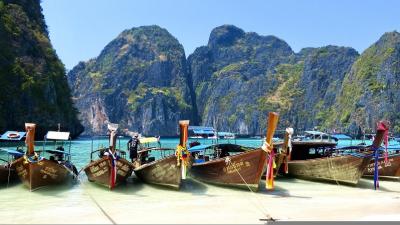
[175,144,189,166]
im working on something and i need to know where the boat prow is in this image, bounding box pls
[288,154,372,185]
[189,147,267,191]
[133,154,182,189]
[12,156,76,191]
[84,156,133,189]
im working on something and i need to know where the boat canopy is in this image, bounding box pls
[45,131,70,140]
[330,134,352,140]
[0,131,26,141]
[140,137,159,144]
[188,144,213,152]
[217,132,235,136]
[0,148,24,157]
[189,126,215,135]
[44,149,70,155]
[305,131,327,136]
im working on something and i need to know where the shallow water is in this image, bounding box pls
[0,138,399,223]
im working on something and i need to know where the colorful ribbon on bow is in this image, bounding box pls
[383,128,389,164]
[266,149,275,190]
[107,150,119,189]
[284,128,294,174]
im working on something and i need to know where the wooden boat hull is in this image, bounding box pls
[0,165,17,183]
[134,155,182,189]
[84,157,133,189]
[364,153,400,178]
[288,155,372,185]
[189,148,267,191]
[12,157,74,191]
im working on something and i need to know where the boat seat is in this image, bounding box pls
[194,159,205,163]
[147,157,155,163]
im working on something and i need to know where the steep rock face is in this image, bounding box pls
[188,25,294,134]
[68,26,196,135]
[325,31,400,135]
[0,0,83,138]
[254,46,359,133]
[290,46,359,131]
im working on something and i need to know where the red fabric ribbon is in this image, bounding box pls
[377,122,389,163]
[108,151,118,189]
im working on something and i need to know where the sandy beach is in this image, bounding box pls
[0,176,399,224]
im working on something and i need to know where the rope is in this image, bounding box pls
[327,155,340,186]
[225,157,275,222]
[7,154,11,188]
[77,174,117,224]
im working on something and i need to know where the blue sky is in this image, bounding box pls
[42,0,400,69]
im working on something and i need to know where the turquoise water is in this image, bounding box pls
[1,137,400,170]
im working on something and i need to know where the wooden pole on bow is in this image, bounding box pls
[25,123,36,156]
[265,112,279,190]
[179,120,190,179]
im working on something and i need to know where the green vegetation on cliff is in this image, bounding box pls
[0,0,83,137]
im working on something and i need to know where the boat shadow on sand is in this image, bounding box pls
[356,178,400,193]
[132,177,210,196]
[0,180,20,189]
[258,177,311,199]
[25,179,80,196]
[79,175,147,197]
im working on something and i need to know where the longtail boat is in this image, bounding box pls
[83,123,133,189]
[0,151,21,184]
[0,131,26,184]
[133,120,190,189]
[362,122,400,179]
[285,122,387,185]
[272,128,294,176]
[188,112,279,191]
[12,123,78,191]
[364,150,400,179]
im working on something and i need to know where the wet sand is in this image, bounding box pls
[0,176,399,224]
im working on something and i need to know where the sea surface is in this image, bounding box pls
[0,138,399,223]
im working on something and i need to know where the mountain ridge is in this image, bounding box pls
[68,24,400,136]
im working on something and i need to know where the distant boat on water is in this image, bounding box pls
[188,125,238,141]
